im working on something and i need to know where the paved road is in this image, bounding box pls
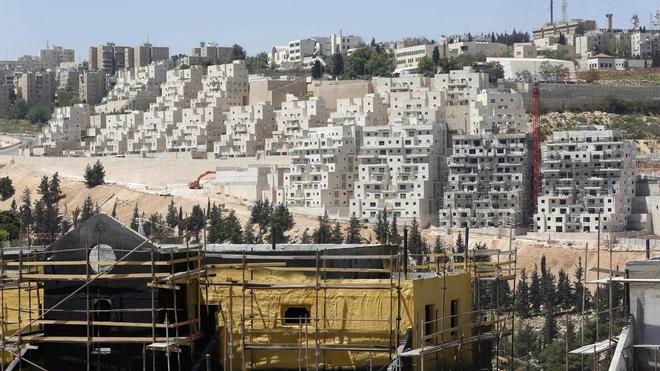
[0,135,34,155]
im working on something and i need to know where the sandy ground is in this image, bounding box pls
[0,157,649,280]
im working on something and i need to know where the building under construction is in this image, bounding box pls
[0,213,518,370]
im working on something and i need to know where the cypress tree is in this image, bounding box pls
[389,215,401,246]
[207,203,223,243]
[542,304,558,347]
[80,195,95,224]
[344,214,362,244]
[407,218,423,262]
[268,203,294,244]
[223,210,243,243]
[166,199,178,228]
[557,268,572,310]
[515,268,531,318]
[530,265,541,315]
[330,222,343,244]
[130,204,140,231]
[313,211,332,243]
[242,222,256,244]
[300,229,312,244]
[111,201,117,218]
[375,208,389,244]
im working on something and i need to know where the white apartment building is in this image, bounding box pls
[329,94,388,127]
[278,124,359,217]
[469,89,527,134]
[534,128,637,233]
[38,104,91,154]
[631,31,660,59]
[151,66,204,110]
[214,102,276,158]
[372,75,432,97]
[447,41,507,58]
[387,89,446,125]
[439,134,531,228]
[97,61,171,113]
[329,33,363,55]
[394,44,443,74]
[433,67,490,133]
[265,95,330,155]
[86,112,143,155]
[349,120,447,226]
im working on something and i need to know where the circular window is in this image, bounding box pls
[89,244,116,273]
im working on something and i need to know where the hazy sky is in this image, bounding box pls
[1,0,656,60]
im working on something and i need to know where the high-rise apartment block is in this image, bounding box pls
[40,46,75,69]
[534,129,636,232]
[16,70,55,107]
[79,70,106,105]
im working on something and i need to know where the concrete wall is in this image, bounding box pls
[249,78,307,109]
[503,82,660,111]
[307,80,373,111]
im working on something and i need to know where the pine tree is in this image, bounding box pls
[0,177,15,200]
[130,204,140,231]
[84,160,105,188]
[19,188,32,237]
[454,232,465,263]
[249,199,271,243]
[80,195,95,223]
[71,207,80,227]
[515,268,531,318]
[188,204,206,239]
[432,46,441,66]
[206,197,211,219]
[433,235,443,254]
[148,213,167,242]
[331,53,344,77]
[344,214,362,244]
[389,215,401,246]
[313,211,332,244]
[10,199,17,214]
[542,304,558,347]
[166,199,178,228]
[311,60,323,79]
[407,218,423,262]
[557,268,572,310]
[223,210,243,243]
[242,222,256,244]
[300,229,313,244]
[268,203,294,244]
[574,257,589,312]
[49,172,63,202]
[37,176,50,203]
[330,222,343,244]
[530,265,541,315]
[111,201,117,218]
[375,208,389,244]
[207,203,224,243]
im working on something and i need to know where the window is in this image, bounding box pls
[283,306,310,324]
[424,304,435,339]
[450,300,458,336]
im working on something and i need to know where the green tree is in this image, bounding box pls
[515,268,531,318]
[130,204,140,231]
[249,199,271,243]
[80,195,95,224]
[49,172,63,202]
[330,222,343,244]
[84,160,105,188]
[454,232,465,263]
[166,199,178,228]
[0,210,19,241]
[245,52,269,73]
[389,215,401,246]
[343,47,392,79]
[480,61,504,83]
[207,203,224,243]
[223,210,243,243]
[513,325,539,359]
[55,89,81,107]
[111,201,117,218]
[542,304,558,347]
[26,104,50,124]
[530,265,541,314]
[230,44,247,61]
[313,211,332,243]
[375,208,389,244]
[10,98,29,119]
[311,60,323,79]
[242,222,257,244]
[147,213,167,242]
[268,203,294,243]
[300,228,313,244]
[19,188,32,236]
[432,46,441,65]
[556,268,572,310]
[330,53,344,77]
[188,204,206,239]
[0,176,15,200]
[416,56,436,77]
[344,215,362,244]
[407,218,423,261]
[574,257,590,312]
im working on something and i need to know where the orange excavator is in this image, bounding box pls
[188,170,215,189]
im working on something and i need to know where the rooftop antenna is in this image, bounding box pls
[561,0,567,22]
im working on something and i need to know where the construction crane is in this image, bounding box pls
[531,82,542,213]
[188,170,215,189]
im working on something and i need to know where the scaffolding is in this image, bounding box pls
[0,218,205,371]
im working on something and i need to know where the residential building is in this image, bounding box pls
[38,104,91,154]
[372,75,432,97]
[387,89,446,125]
[88,43,130,74]
[631,31,660,59]
[329,33,363,55]
[268,46,289,66]
[79,70,106,105]
[447,41,507,58]
[190,42,233,65]
[513,43,538,58]
[350,120,447,226]
[278,124,359,217]
[0,84,9,118]
[265,95,330,155]
[96,61,171,113]
[214,102,276,158]
[469,89,527,134]
[329,93,388,127]
[248,76,307,109]
[532,19,597,40]
[534,128,637,233]
[439,134,531,228]
[39,46,75,69]
[16,70,55,107]
[394,44,442,74]
[433,67,490,133]
[132,43,169,68]
[55,62,86,92]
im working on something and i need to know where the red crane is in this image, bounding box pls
[531,82,541,213]
[188,170,215,189]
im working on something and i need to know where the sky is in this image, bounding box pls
[0,0,657,61]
